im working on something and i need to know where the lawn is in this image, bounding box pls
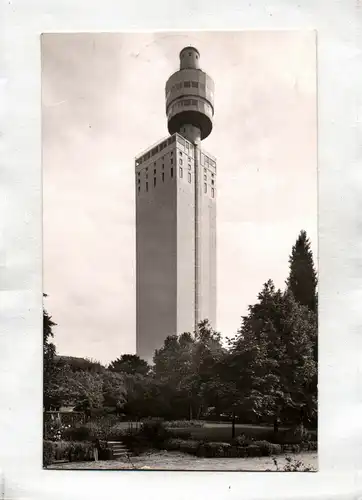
[115,421,316,443]
[168,423,284,442]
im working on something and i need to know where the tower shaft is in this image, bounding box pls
[135,47,216,361]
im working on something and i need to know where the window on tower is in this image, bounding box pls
[204,183,207,194]
[138,186,140,194]
[171,167,174,178]
[154,177,156,187]
[188,172,192,183]
[146,182,148,192]
[179,159,183,165]
[184,81,191,88]
[204,174,207,181]
[162,173,165,182]
[192,81,198,88]
[154,168,156,174]
[179,167,183,178]
[211,188,215,198]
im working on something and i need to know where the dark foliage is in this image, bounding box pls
[287,230,318,312]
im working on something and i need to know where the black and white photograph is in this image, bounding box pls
[42,31,318,471]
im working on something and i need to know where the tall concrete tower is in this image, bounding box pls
[135,46,216,362]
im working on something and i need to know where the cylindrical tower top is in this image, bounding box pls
[179,46,200,70]
[165,46,214,142]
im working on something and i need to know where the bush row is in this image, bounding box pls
[43,440,95,467]
[169,427,317,446]
[163,439,283,458]
[62,421,128,442]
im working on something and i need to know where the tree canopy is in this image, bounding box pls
[43,229,318,428]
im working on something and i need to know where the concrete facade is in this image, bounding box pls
[136,47,216,362]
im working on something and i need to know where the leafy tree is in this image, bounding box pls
[69,370,104,416]
[57,356,106,373]
[230,280,317,428]
[108,354,150,376]
[101,371,127,414]
[153,320,224,419]
[287,230,317,312]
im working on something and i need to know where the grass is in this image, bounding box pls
[168,423,317,444]
[169,423,276,442]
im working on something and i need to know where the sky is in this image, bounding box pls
[42,31,317,364]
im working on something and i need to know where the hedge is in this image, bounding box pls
[63,421,127,442]
[43,440,96,467]
[163,438,284,458]
[169,426,317,446]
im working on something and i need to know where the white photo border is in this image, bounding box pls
[1,1,362,499]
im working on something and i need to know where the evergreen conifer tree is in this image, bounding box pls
[287,230,317,312]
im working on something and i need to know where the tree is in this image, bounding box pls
[57,356,106,373]
[153,320,224,420]
[108,354,150,376]
[287,230,317,312]
[230,280,317,428]
[43,294,57,411]
[101,371,127,414]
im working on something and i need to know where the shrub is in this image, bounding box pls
[253,440,282,456]
[44,420,71,441]
[179,439,201,454]
[233,433,255,447]
[164,438,185,451]
[43,440,55,466]
[236,446,248,458]
[245,444,262,457]
[63,424,93,442]
[96,440,113,460]
[68,441,95,462]
[200,442,231,458]
[107,423,127,441]
[139,420,171,444]
[64,419,125,442]
[43,440,95,466]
